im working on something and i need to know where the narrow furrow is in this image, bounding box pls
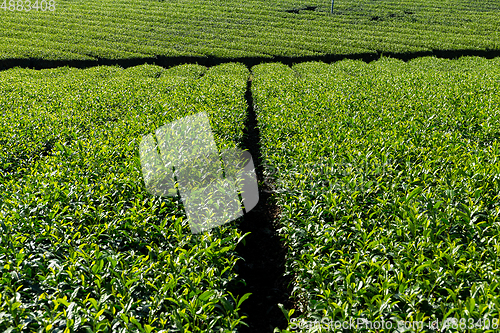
[3,49,500,71]
[229,75,294,333]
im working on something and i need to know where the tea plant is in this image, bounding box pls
[252,56,500,332]
[0,63,251,332]
[0,0,498,62]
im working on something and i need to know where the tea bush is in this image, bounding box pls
[252,56,500,332]
[0,63,251,332]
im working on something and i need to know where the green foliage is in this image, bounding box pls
[252,56,500,332]
[0,63,250,332]
[0,0,499,61]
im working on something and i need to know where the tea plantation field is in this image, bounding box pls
[0,63,252,332]
[0,0,499,63]
[2,56,500,332]
[252,56,500,332]
[2,0,500,332]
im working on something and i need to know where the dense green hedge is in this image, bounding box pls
[252,56,500,332]
[0,63,251,332]
[0,0,499,62]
